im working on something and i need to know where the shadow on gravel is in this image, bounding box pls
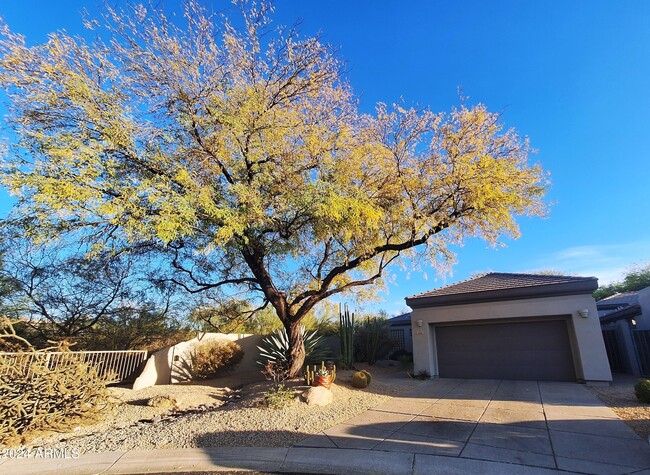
[194,430,312,448]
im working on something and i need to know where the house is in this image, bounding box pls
[598,286,650,375]
[387,312,413,354]
[598,286,650,329]
[405,273,612,384]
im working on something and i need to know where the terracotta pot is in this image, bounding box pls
[314,374,332,389]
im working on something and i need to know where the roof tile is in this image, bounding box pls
[408,272,596,300]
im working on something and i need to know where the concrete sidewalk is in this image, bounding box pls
[296,379,650,474]
[4,379,650,475]
[0,446,595,475]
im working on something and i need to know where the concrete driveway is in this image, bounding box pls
[296,378,650,474]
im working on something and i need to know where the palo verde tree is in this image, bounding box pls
[0,1,548,375]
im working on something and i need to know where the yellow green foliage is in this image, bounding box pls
[0,2,547,272]
[0,352,115,446]
[0,1,549,376]
[189,339,244,380]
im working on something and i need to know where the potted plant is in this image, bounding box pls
[305,361,336,389]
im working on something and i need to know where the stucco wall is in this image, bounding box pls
[410,294,612,383]
[635,287,650,330]
[133,333,264,390]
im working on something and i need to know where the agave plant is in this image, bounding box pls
[257,326,330,369]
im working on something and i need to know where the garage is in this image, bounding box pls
[406,272,613,384]
[435,319,576,381]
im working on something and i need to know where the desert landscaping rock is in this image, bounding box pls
[302,386,333,406]
[589,375,650,441]
[24,365,418,455]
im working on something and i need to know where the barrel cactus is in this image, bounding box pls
[351,371,369,388]
[361,369,372,384]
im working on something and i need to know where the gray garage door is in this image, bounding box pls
[435,319,576,381]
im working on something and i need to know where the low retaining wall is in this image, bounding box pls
[133,333,264,390]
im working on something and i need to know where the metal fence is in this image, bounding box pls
[0,350,148,383]
[634,330,650,377]
[390,329,405,352]
[602,329,628,373]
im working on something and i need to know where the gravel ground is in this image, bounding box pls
[27,364,419,454]
[589,374,650,441]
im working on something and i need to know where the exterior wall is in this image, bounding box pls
[635,287,650,330]
[410,294,612,383]
[133,332,264,390]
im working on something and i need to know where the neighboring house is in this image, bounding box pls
[405,273,612,384]
[598,286,650,375]
[387,312,413,354]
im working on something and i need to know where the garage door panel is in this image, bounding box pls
[435,320,576,381]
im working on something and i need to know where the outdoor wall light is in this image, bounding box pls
[417,320,423,327]
[577,309,589,318]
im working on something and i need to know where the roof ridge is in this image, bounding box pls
[407,272,489,298]
[489,272,594,280]
[407,272,597,302]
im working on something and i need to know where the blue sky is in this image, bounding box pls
[1,1,649,316]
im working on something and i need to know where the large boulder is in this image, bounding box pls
[302,386,333,406]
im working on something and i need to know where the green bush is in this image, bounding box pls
[0,352,114,446]
[189,339,244,380]
[635,379,650,403]
[261,384,295,409]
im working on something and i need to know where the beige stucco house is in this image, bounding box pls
[406,273,612,384]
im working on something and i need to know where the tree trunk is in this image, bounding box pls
[285,319,305,378]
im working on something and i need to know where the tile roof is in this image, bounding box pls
[387,312,412,325]
[596,292,639,307]
[408,273,597,299]
[405,272,598,308]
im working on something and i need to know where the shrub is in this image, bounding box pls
[412,369,431,380]
[351,371,369,388]
[353,323,396,364]
[146,395,177,408]
[257,326,330,371]
[398,355,413,372]
[261,384,295,409]
[635,379,650,403]
[0,352,114,446]
[189,339,244,380]
[261,360,292,383]
[389,349,413,362]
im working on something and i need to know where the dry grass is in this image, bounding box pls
[589,374,650,441]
